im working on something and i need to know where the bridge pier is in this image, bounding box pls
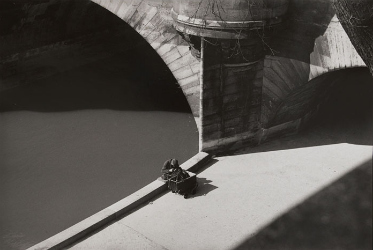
[171,0,366,153]
[82,0,366,154]
[199,36,265,152]
[2,0,366,155]
[172,0,288,152]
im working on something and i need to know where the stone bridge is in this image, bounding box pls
[92,0,365,153]
[0,0,366,154]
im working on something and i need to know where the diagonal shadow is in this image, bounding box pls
[232,158,372,250]
[190,158,220,197]
[193,177,218,197]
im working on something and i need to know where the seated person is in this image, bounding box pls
[161,158,179,180]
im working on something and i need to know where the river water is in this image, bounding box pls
[1,47,371,250]
[0,52,199,249]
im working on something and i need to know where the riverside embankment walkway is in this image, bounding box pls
[66,143,371,250]
[28,106,373,250]
[25,136,369,250]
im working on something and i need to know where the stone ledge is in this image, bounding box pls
[27,152,211,250]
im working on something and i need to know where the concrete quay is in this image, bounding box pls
[28,134,371,249]
[28,90,373,249]
[67,143,371,250]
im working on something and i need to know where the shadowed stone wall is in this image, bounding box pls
[1,0,368,153]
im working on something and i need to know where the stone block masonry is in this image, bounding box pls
[2,0,368,154]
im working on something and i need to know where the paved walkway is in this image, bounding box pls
[69,142,372,250]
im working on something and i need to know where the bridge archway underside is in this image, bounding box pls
[92,0,201,119]
[95,0,366,153]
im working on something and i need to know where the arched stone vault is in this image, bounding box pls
[262,14,365,128]
[91,0,202,124]
[93,0,367,153]
[0,0,367,154]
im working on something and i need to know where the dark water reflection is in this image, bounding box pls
[0,52,198,249]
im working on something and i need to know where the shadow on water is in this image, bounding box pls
[232,158,372,250]
[0,3,197,250]
[0,1,371,249]
[0,0,191,114]
[0,47,192,113]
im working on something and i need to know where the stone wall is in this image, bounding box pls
[262,2,365,133]
[2,0,369,154]
[92,0,367,153]
[200,36,265,152]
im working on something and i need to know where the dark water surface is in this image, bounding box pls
[0,52,198,249]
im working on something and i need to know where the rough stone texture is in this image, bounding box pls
[93,0,367,153]
[1,0,369,153]
[262,15,365,128]
[200,35,264,152]
[262,0,365,131]
[333,0,373,75]
[92,0,201,118]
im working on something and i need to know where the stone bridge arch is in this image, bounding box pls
[93,0,367,153]
[262,13,366,129]
[0,0,368,155]
[91,0,201,122]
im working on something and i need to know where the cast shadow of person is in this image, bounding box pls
[186,158,219,198]
[192,177,218,198]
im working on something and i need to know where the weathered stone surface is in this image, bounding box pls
[1,0,369,154]
[333,0,373,75]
